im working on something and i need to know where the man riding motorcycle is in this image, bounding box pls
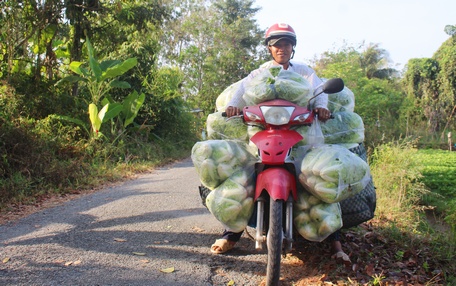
[211,22,350,264]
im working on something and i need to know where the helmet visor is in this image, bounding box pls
[268,36,296,46]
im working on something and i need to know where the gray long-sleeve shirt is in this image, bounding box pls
[226,60,328,109]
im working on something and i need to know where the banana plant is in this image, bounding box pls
[56,37,140,139]
[59,37,137,105]
[88,102,123,137]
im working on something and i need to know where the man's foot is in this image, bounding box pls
[331,251,351,265]
[330,240,351,265]
[210,239,236,254]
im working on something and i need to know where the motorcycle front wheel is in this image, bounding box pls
[266,198,283,286]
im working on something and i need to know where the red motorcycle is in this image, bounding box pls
[224,78,344,285]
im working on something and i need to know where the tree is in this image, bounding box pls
[403,30,456,134]
[312,43,405,146]
[432,35,456,134]
[360,43,399,80]
[403,58,440,132]
[444,24,456,36]
[160,0,266,114]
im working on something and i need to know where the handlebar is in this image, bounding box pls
[222,110,333,120]
[221,111,243,118]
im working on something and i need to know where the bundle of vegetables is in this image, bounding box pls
[243,66,313,106]
[299,144,370,203]
[206,112,249,141]
[205,166,255,232]
[294,188,342,242]
[215,79,243,112]
[320,111,365,144]
[191,140,256,190]
[327,85,355,113]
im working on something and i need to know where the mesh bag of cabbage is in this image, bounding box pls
[339,143,377,228]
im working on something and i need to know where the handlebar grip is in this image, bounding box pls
[221,111,243,117]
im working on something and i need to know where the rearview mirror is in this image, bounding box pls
[322,78,344,94]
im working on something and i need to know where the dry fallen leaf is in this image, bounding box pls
[365,263,375,276]
[318,274,328,282]
[65,261,73,266]
[140,259,150,263]
[3,257,10,263]
[160,266,175,273]
[114,238,127,242]
[227,280,235,285]
[73,260,81,265]
[132,252,146,256]
[192,226,205,233]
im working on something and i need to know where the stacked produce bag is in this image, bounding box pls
[192,140,257,232]
[192,66,375,242]
[242,66,313,106]
[298,144,370,204]
[294,188,343,242]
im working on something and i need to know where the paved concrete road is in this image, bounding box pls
[0,158,268,286]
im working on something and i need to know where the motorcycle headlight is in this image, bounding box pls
[260,106,295,125]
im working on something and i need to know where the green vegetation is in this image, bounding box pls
[415,149,456,228]
[369,139,455,283]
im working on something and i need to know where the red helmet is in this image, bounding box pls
[264,23,297,46]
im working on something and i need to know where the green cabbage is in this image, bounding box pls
[206,192,242,222]
[191,140,256,190]
[243,67,313,106]
[294,189,342,242]
[210,140,233,163]
[300,146,329,176]
[199,159,220,189]
[243,69,277,104]
[294,211,311,225]
[220,179,248,202]
[273,69,312,104]
[215,80,243,112]
[299,144,370,203]
[217,162,236,182]
[321,111,364,144]
[327,86,355,113]
[207,112,248,141]
[313,181,338,201]
[205,168,255,232]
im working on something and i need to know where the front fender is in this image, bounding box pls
[255,168,297,201]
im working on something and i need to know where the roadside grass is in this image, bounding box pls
[369,139,455,284]
[0,117,195,210]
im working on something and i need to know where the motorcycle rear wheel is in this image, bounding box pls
[266,198,283,286]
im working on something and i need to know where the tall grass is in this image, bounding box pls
[369,138,455,282]
[370,139,428,226]
[0,113,197,209]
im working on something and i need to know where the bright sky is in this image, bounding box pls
[253,0,455,70]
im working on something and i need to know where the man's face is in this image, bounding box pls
[268,39,293,64]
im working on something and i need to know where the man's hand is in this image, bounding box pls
[225,106,241,118]
[314,108,331,122]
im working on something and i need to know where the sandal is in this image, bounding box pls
[332,251,351,265]
[210,239,236,254]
